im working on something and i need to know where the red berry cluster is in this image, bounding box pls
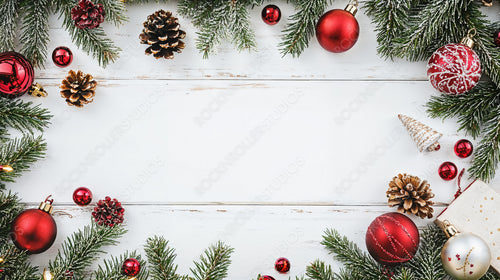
[71,0,105,29]
[92,196,124,227]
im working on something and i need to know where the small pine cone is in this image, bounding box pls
[92,196,124,227]
[139,10,186,59]
[71,0,105,29]
[387,174,435,219]
[60,70,97,107]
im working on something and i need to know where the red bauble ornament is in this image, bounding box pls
[52,47,73,67]
[427,43,481,95]
[438,161,458,181]
[122,258,141,277]
[315,2,359,53]
[493,28,500,47]
[0,52,34,98]
[454,139,473,158]
[365,212,420,266]
[10,197,57,254]
[261,4,281,25]
[274,257,290,273]
[259,276,275,280]
[73,187,93,206]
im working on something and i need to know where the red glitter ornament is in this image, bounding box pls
[494,28,500,47]
[92,196,124,227]
[365,212,420,266]
[122,258,141,277]
[259,276,275,280]
[261,4,281,25]
[10,197,57,254]
[73,187,93,206]
[427,31,481,95]
[454,139,473,158]
[274,257,290,273]
[71,0,105,29]
[0,52,34,98]
[52,47,73,67]
[315,1,359,53]
[439,161,458,181]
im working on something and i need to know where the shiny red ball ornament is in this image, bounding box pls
[259,276,275,280]
[365,212,420,266]
[73,187,93,206]
[494,28,500,47]
[52,47,73,67]
[427,43,481,95]
[10,197,57,254]
[0,52,34,98]
[261,4,281,25]
[122,258,141,277]
[274,257,290,273]
[438,161,458,181]
[315,2,359,53]
[454,139,473,158]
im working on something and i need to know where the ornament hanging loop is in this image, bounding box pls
[461,28,476,48]
[345,0,358,15]
[44,195,54,205]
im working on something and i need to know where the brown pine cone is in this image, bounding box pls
[71,0,105,29]
[60,70,97,107]
[139,10,186,59]
[92,196,124,227]
[387,174,435,219]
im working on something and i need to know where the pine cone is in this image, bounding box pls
[71,0,105,29]
[60,70,97,107]
[92,196,124,227]
[387,174,435,219]
[139,10,186,59]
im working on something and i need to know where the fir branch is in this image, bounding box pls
[228,2,256,53]
[470,12,500,87]
[468,110,500,182]
[145,236,184,280]
[279,0,331,57]
[321,229,385,280]
[0,135,47,183]
[305,260,337,280]
[0,0,20,52]
[95,0,128,26]
[19,0,50,68]
[0,238,38,280]
[91,251,148,280]
[0,98,52,134]
[190,241,234,280]
[122,0,169,3]
[47,222,126,280]
[0,191,23,236]
[407,225,447,280]
[54,0,121,67]
[484,270,500,280]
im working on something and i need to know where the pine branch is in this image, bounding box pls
[0,0,20,52]
[0,135,47,183]
[305,260,337,280]
[0,238,38,280]
[122,0,169,3]
[321,229,385,280]
[19,0,50,68]
[228,2,256,53]
[91,251,148,280]
[145,236,184,280]
[407,225,447,280]
[190,241,234,280]
[0,191,23,236]
[279,0,331,57]
[470,13,500,87]
[47,221,126,280]
[0,98,52,134]
[95,0,128,26]
[468,110,500,182]
[54,0,121,67]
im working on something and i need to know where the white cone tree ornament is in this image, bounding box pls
[441,222,491,280]
[427,29,481,95]
[398,114,442,152]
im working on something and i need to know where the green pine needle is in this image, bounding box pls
[96,0,128,26]
[0,0,20,52]
[91,251,148,280]
[305,260,337,280]
[0,135,47,183]
[0,98,52,135]
[145,236,185,280]
[190,241,234,280]
[20,0,50,68]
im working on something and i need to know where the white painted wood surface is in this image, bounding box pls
[7,1,500,279]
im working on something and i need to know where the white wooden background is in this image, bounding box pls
[8,1,500,279]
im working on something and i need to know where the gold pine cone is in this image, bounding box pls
[387,173,435,219]
[60,70,97,107]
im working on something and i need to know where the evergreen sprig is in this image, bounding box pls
[47,222,127,280]
[91,251,148,280]
[0,98,52,135]
[19,0,50,67]
[0,135,47,184]
[279,0,331,57]
[0,238,38,280]
[95,0,128,26]
[145,236,185,280]
[305,260,337,280]
[0,191,23,236]
[0,0,20,52]
[190,241,234,280]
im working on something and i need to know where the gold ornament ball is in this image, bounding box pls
[441,232,491,280]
